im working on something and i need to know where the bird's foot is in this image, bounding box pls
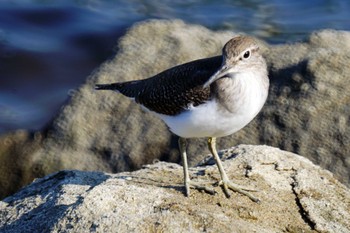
[183,179,259,202]
[184,180,216,196]
[218,178,260,203]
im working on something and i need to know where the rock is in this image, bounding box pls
[0,145,349,232]
[261,30,350,186]
[1,20,349,199]
[0,130,43,199]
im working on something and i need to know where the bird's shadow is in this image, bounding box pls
[197,148,241,167]
[121,174,184,193]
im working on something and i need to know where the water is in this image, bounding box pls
[0,0,349,135]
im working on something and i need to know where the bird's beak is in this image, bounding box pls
[203,64,235,88]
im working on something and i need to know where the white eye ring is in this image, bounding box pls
[243,50,250,59]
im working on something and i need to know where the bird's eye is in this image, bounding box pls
[243,50,250,59]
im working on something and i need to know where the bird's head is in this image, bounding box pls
[204,36,263,88]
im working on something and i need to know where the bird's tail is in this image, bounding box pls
[95,81,142,99]
[95,83,121,91]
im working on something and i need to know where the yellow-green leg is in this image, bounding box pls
[178,137,215,196]
[207,137,260,202]
[178,137,191,196]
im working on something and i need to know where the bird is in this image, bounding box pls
[95,35,269,202]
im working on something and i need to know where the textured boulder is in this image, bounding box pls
[261,30,350,186]
[0,131,43,198]
[1,20,349,199]
[1,145,349,232]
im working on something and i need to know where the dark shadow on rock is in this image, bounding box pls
[269,59,313,96]
[0,131,44,200]
[159,134,181,163]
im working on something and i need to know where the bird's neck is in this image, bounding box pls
[211,71,269,114]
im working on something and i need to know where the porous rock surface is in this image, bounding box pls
[0,20,349,199]
[1,145,349,232]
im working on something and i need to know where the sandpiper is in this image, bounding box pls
[95,35,269,202]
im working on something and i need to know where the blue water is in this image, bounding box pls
[0,0,349,135]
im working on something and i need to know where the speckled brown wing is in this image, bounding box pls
[95,56,222,115]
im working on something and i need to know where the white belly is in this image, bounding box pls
[158,102,254,138]
[157,81,267,138]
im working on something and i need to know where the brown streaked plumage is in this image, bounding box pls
[96,56,222,115]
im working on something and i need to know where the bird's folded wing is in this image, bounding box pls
[117,56,222,115]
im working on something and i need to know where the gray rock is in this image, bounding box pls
[1,20,349,199]
[1,145,349,233]
[262,29,350,186]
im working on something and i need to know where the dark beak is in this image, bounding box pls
[203,64,234,88]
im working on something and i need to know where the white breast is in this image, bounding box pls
[156,73,268,139]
